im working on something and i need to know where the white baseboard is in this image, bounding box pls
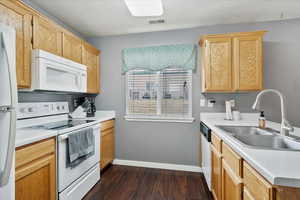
[113,159,202,173]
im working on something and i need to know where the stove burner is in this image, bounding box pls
[38,120,96,130]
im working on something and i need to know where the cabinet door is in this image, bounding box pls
[233,35,263,91]
[211,146,222,200]
[243,161,273,200]
[82,42,100,93]
[62,32,82,63]
[203,37,233,92]
[243,187,255,200]
[0,1,32,88]
[222,159,242,200]
[16,154,56,200]
[100,128,115,169]
[15,138,56,200]
[33,16,62,56]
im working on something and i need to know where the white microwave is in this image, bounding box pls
[30,49,87,93]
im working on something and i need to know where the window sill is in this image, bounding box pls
[124,116,195,123]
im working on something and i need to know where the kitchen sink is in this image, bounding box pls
[216,125,300,151]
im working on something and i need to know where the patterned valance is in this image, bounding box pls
[122,44,197,73]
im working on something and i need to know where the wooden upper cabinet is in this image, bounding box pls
[200,31,266,93]
[202,37,233,92]
[233,35,263,91]
[62,32,82,63]
[33,16,62,56]
[82,42,100,94]
[0,1,32,88]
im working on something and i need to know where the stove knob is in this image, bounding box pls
[28,107,35,113]
[19,108,26,113]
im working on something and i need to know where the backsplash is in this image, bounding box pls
[18,91,96,112]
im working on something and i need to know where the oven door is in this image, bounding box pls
[57,124,101,192]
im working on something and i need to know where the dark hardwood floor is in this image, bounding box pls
[83,165,213,200]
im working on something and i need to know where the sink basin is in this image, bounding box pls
[216,125,300,151]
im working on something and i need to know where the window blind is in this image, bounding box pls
[126,68,192,121]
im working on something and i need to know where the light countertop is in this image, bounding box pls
[200,112,300,188]
[15,111,116,148]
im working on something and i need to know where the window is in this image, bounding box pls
[125,67,193,122]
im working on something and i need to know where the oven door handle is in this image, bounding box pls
[57,124,101,142]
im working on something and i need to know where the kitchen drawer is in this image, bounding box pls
[101,120,114,131]
[222,142,242,177]
[211,132,222,153]
[16,138,55,168]
[243,161,273,200]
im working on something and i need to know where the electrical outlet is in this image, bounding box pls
[200,99,206,107]
[207,99,216,107]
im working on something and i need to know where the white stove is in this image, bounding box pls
[17,102,101,200]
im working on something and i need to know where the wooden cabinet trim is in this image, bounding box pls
[201,30,267,39]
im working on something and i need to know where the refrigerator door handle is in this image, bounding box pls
[0,32,17,187]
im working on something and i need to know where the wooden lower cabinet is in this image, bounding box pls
[221,159,242,200]
[243,187,255,200]
[210,136,300,200]
[15,138,56,200]
[100,120,115,169]
[243,161,273,200]
[211,145,222,200]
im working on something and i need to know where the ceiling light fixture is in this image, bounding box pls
[124,0,164,17]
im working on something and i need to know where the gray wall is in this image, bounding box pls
[88,18,300,166]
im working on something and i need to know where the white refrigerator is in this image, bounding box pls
[0,24,17,200]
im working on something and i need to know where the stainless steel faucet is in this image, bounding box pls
[252,89,294,136]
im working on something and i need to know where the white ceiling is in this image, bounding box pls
[29,0,300,37]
